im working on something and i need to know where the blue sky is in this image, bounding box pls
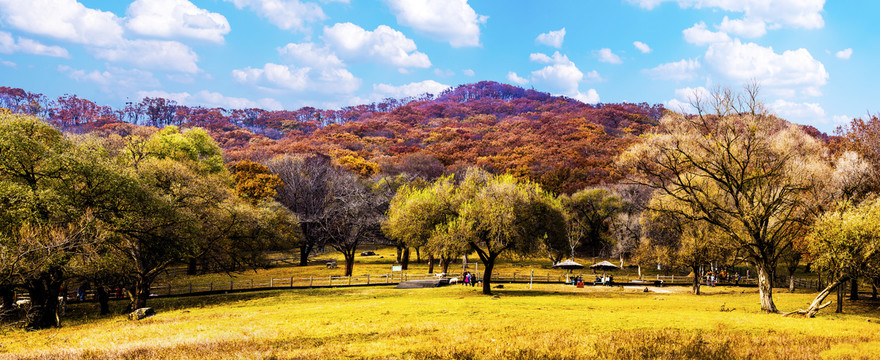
[0,0,874,132]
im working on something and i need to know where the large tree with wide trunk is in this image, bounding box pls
[0,114,126,328]
[423,168,566,295]
[618,86,831,312]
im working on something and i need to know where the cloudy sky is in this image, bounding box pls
[0,0,874,132]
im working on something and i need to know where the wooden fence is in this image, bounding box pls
[16,272,768,303]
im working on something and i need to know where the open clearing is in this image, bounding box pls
[2,284,880,359]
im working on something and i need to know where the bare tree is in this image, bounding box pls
[619,85,831,312]
[269,154,337,266]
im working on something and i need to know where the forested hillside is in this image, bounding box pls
[2,82,667,193]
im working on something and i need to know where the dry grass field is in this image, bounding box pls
[2,282,879,360]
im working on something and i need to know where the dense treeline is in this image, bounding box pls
[2,82,878,328]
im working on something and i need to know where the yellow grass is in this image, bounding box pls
[3,283,879,359]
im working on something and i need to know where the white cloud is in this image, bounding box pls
[372,80,451,100]
[633,41,652,54]
[0,0,124,46]
[597,48,622,64]
[717,16,766,38]
[278,42,344,68]
[0,32,69,58]
[643,58,701,81]
[385,0,487,47]
[462,69,475,76]
[575,89,600,104]
[529,52,554,64]
[507,72,528,85]
[536,28,565,48]
[836,48,852,60]
[768,99,825,124]
[433,68,454,77]
[58,64,160,94]
[0,59,15,68]
[704,39,828,97]
[137,89,283,110]
[232,62,360,94]
[92,39,200,73]
[664,86,711,113]
[126,0,230,43]
[683,22,731,45]
[323,23,431,68]
[665,98,692,113]
[585,70,603,82]
[626,0,825,29]
[528,52,599,103]
[223,0,325,32]
[832,115,850,124]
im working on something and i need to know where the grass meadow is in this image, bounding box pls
[2,282,880,359]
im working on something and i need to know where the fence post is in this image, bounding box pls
[513,273,516,282]
[251,279,254,289]
[210,282,213,292]
[387,273,390,283]
[367,274,370,285]
[270,278,274,288]
[348,276,352,286]
[189,283,193,294]
[230,280,234,291]
[290,277,294,288]
[329,276,332,286]
[309,276,313,287]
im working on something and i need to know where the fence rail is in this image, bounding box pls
[14,272,770,304]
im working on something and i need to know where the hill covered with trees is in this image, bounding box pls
[1,81,665,194]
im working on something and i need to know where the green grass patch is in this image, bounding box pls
[3,284,879,359]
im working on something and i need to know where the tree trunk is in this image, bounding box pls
[836,281,844,313]
[0,286,15,321]
[0,286,13,311]
[872,281,877,300]
[130,278,152,311]
[416,247,421,263]
[691,265,701,295]
[396,246,403,264]
[427,254,435,274]
[784,276,846,317]
[25,276,62,329]
[850,278,858,300]
[481,259,495,295]
[299,241,313,266]
[96,286,110,316]
[187,257,198,275]
[787,256,799,293]
[401,247,410,270]
[441,257,450,274]
[756,263,778,313]
[344,253,355,277]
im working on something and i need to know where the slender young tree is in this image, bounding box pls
[785,199,880,317]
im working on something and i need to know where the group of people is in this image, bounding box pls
[705,271,742,286]
[461,271,478,287]
[594,275,614,286]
